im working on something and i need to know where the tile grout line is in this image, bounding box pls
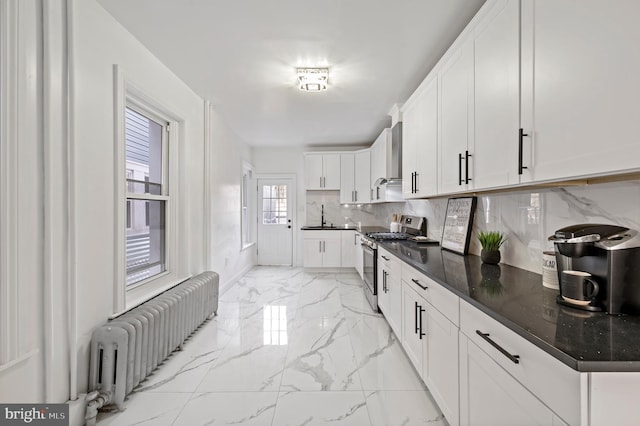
[337,271,376,426]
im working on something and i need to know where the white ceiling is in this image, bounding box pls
[97,0,486,148]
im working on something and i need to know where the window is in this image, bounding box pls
[262,184,288,224]
[241,163,253,248]
[125,106,168,287]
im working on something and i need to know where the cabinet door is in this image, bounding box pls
[304,154,324,190]
[322,237,342,267]
[401,99,419,198]
[354,150,371,203]
[370,129,389,202]
[424,304,459,426]
[401,77,438,198]
[303,238,323,267]
[386,270,402,340]
[322,154,341,190]
[459,335,556,426]
[439,40,474,194]
[521,0,640,183]
[355,233,364,278]
[340,230,356,268]
[473,0,520,189]
[401,281,425,373]
[340,153,355,203]
[415,78,439,198]
[377,256,390,315]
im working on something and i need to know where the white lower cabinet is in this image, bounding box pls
[378,248,402,338]
[424,304,459,426]
[354,232,363,278]
[401,272,460,426]
[388,254,640,426]
[340,230,356,268]
[459,335,566,426]
[302,231,342,268]
[459,300,578,426]
[401,281,425,373]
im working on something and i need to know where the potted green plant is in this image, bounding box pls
[477,231,505,265]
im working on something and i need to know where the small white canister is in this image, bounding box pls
[542,250,559,289]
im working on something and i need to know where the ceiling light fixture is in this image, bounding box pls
[297,68,329,92]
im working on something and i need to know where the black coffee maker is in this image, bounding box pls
[549,224,640,314]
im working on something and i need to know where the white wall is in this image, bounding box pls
[207,106,256,291]
[71,0,208,396]
[0,0,255,418]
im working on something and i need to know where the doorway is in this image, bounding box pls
[257,177,295,265]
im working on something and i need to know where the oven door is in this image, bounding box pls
[361,243,378,311]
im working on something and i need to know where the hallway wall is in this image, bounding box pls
[0,1,255,421]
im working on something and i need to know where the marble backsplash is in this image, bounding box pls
[306,180,640,274]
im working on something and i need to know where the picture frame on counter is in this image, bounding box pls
[441,196,477,255]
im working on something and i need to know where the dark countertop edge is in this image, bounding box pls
[387,243,637,373]
[576,360,640,373]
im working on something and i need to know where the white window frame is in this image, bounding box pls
[124,104,169,288]
[114,66,188,313]
[241,161,255,250]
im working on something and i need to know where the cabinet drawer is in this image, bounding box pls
[402,264,459,326]
[379,247,401,277]
[302,230,341,240]
[460,300,579,425]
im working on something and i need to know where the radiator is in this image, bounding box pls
[85,271,219,420]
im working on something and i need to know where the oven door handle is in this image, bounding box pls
[361,244,375,254]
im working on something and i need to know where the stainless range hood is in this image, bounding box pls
[374,121,402,187]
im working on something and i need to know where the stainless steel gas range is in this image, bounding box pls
[360,215,429,312]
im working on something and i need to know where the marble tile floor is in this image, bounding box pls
[97,267,446,426]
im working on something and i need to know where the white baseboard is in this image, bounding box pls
[219,263,254,296]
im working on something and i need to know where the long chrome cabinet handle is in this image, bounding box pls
[476,330,520,364]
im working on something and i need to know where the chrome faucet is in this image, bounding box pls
[321,204,327,228]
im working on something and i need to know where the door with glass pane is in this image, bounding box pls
[257,178,293,265]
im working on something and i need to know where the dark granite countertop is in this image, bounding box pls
[379,240,640,372]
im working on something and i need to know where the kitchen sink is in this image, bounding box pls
[302,225,358,230]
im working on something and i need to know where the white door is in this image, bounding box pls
[257,178,294,265]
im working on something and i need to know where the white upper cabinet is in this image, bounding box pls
[473,0,521,189]
[305,153,340,190]
[370,128,391,202]
[354,150,371,204]
[402,76,438,198]
[438,39,475,194]
[340,153,356,203]
[520,0,640,183]
[340,151,371,204]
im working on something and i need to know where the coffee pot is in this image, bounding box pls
[548,224,640,314]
